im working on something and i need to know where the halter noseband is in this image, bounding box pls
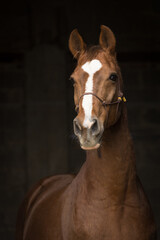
[75,92,126,112]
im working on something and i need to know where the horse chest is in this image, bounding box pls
[65,201,154,240]
[69,201,123,240]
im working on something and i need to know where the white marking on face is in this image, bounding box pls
[81,59,102,128]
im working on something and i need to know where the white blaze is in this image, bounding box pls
[81,59,102,128]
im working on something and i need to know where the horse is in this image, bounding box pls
[16,25,156,240]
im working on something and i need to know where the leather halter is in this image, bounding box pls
[75,92,126,113]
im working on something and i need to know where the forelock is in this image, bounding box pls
[79,45,104,63]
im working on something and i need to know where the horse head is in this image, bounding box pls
[69,25,125,150]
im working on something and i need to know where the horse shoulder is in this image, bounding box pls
[16,174,75,240]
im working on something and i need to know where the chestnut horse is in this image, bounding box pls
[16,25,156,240]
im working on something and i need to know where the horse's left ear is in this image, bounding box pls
[69,29,86,59]
[99,25,116,55]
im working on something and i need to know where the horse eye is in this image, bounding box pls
[109,73,118,82]
[69,77,75,85]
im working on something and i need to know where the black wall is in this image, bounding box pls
[1,0,160,239]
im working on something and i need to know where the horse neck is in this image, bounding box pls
[75,105,137,204]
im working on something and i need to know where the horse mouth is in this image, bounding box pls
[79,129,103,151]
[80,143,101,151]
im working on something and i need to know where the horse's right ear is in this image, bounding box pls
[69,29,86,59]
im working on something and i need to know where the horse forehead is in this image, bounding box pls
[81,59,102,75]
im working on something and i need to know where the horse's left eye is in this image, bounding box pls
[109,73,118,82]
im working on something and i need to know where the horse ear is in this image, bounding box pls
[69,29,86,59]
[99,25,116,55]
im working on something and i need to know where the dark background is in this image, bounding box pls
[1,0,160,239]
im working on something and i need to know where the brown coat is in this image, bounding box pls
[16,25,157,240]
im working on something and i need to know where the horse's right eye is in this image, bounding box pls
[69,77,75,85]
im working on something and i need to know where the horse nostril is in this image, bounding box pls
[91,119,99,135]
[73,119,82,135]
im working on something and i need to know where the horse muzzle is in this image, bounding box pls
[73,117,104,150]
